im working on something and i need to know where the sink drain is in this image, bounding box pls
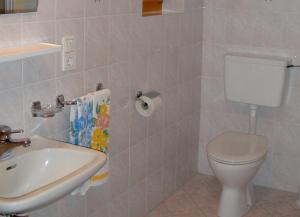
[6,164,17,171]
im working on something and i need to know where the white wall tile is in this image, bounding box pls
[130,139,147,187]
[22,22,55,44]
[85,66,109,94]
[110,149,130,198]
[0,61,22,90]
[23,55,55,85]
[85,17,109,70]
[109,191,129,217]
[56,0,84,19]
[146,169,163,211]
[86,183,111,217]
[24,80,57,112]
[0,88,24,129]
[56,72,84,99]
[22,0,55,22]
[85,0,110,17]
[108,62,130,111]
[129,180,147,217]
[110,105,130,156]
[147,133,163,175]
[59,195,85,217]
[0,24,21,48]
[110,0,130,15]
[109,15,131,64]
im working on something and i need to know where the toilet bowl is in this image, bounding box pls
[207,131,268,217]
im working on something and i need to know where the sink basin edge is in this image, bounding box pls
[0,136,107,214]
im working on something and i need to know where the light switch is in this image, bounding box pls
[61,36,77,71]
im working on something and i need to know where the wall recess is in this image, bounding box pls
[142,0,163,16]
[142,0,184,17]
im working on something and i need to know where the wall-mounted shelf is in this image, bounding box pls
[0,43,62,64]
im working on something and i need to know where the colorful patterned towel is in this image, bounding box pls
[68,89,110,153]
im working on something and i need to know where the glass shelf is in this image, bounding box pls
[0,43,62,64]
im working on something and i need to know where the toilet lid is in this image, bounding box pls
[207,131,268,165]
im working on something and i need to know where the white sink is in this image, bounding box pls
[0,135,107,214]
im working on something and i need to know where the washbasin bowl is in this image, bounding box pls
[0,135,107,214]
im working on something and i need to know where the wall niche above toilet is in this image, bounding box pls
[142,0,184,16]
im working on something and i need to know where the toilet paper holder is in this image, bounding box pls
[135,90,162,117]
[136,91,161,110]
[136,91,149,110]
[136,91,143,99]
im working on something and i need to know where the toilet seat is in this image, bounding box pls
[207,131,268,165]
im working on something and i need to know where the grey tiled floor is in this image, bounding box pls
[146,174,300,217]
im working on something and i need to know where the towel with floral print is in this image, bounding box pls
[68,89,111,154]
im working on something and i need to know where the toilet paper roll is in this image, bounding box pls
[135,92,162,117]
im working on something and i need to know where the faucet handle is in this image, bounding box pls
[0,125,23,134]
[9,129,24,134]
[0,125,24,141]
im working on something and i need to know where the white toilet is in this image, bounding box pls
[207,53,289,217]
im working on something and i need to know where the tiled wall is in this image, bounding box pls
[0,0,202,216]
[199,0,300,193]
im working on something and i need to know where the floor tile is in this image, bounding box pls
[145,174,300,217]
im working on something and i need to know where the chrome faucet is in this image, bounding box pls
[0,125,31,159]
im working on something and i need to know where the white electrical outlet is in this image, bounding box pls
[62,36,76,52]
[62,36,76,71]
[62,51,76,71]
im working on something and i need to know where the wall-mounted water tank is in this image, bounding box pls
[225,53,290,107]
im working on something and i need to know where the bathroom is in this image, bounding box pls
[0,0,299,217]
